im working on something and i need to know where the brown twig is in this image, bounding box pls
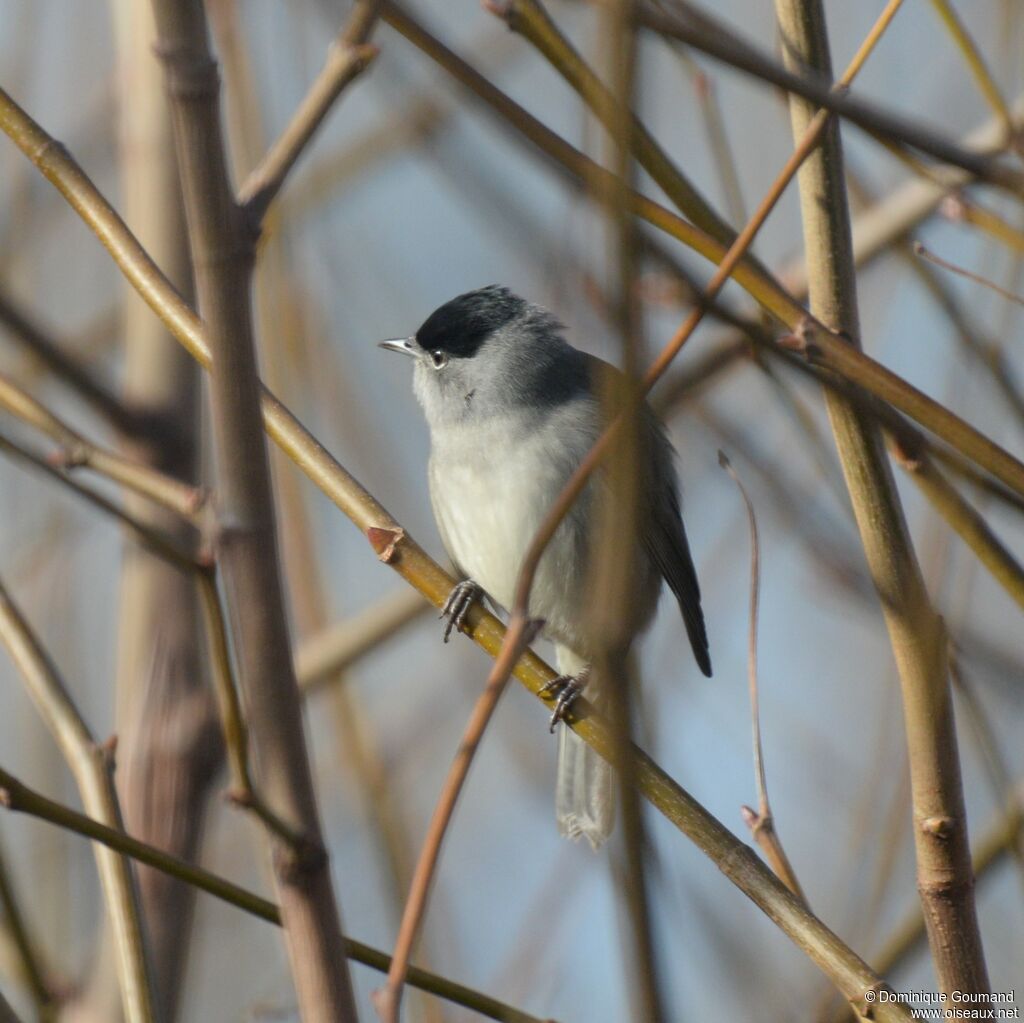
[0,372,205,523]
[373,615,541,1023]
[719,452,806,902]
[0,576,156,1021]
[0,835,56,1019]
[0,289,136,434]
[638,2,1024,192]
[0,767,548,1023]
[148,2,360,1018]
[914,240,1024,309]
[296,588,431,693]
[589,2,666,1018]
[237,40,378,224]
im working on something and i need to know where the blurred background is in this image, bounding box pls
[0,1,1021,1020]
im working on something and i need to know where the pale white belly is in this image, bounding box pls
[428,420,589,646]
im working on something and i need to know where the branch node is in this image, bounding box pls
[939,192,969,222]
[367,525,404,562]
[97,734,119,771]
[481,0,514,28]
[47,443,87,470]
[921,814,956,838]
[272,834,329,884]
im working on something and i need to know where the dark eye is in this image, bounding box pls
[430,350,448,370]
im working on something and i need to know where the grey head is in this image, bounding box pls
[378,285,587,428]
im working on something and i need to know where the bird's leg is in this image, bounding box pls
[440,579,483,642]
[539,667,590,733]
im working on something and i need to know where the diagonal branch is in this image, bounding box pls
[0,576,156,1022]
[0,766,548,1023]
[639,1,1024,193]
[237,40,378,225]
[0,288,136,434]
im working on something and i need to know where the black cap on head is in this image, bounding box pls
[415,286,526,359]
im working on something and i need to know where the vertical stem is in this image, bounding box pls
[0,578,157,1023]
[105,3,222,1021]
[592,3,667,1021]
[147,3,359,1020]
[772,0,989,999]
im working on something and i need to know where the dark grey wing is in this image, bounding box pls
[642,413,712,678]
[579,352,711,676]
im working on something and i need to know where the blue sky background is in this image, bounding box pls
[0,2,1021,1020]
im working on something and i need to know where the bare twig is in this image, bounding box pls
[0,372,204,523]
[0,767,548,1023]
[0,289,135,434]
[719,452,806,901]
[927,0,1018,152]
[296,588,431,692]
[373,616,541,1023]
[638,2,1024,192]
[590,2,666,1018]
[915,241,1024,309]
[0,576,156,1022]
[0,835,55,1018]
[237,40,378,224]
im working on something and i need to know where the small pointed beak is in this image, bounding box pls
[377,337,418,358]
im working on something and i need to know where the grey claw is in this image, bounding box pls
[440,580,483,643]
[539,673,586,732]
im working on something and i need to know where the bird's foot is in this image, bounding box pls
[440,579,483,643]
[539,669,590,733]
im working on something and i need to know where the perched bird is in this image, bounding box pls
[379,285,711,848]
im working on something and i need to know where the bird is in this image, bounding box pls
[379,285,711,848]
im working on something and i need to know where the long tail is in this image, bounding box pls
[554,646,614,849]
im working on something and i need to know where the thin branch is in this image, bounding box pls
[237,40,378,224]
[719,452,806,901]
[0,834,55,1019]
[296,587,431,693]
[591,2,667,1019]
[0,372,205,523]
[373,616,540,1023]
[0,767,548,1023]
[0,576,157,1022]
[0,288,136,434]
[488,0,743,252]
[781,96,1024,295]
[638,2,1024,192]
[0,428,200,571]
[915,241,1024,309]
[927,0,1018,152]
[941,191,1024,255]
[891,434,1024,612]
